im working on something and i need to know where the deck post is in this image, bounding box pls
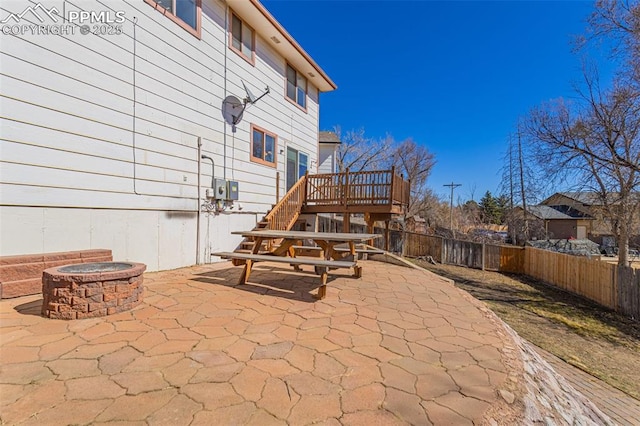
[343,168,350,210]
[303,171,308,205]
[365,213,375,246]
[343,213,351,233]
[385,220,390,252]
[389,166,395,204]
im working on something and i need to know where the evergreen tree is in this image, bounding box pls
[479,191,501,224]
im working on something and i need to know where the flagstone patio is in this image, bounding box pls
[0,259,523,425]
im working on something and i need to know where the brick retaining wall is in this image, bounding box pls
[0,249,113,299]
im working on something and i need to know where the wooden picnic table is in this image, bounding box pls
[215,230,381,299]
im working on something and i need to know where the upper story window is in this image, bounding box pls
[230,12,255,64]
[145,0,201,38]
[251,125,277,168]
[286,64,307,110]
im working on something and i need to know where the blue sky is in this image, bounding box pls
[263,0,602,201]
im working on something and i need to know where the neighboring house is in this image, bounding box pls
[512,205,594,240]
[318,131,341,175]
[541,192,612,242]
[0,0,336,271]
[540,192,640,245]
[511,191,640,245]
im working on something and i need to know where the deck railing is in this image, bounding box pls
[264,174,306,231]
[306,168,409,208]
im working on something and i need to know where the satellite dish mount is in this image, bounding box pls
[221,81,270,132]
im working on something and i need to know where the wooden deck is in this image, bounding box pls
[302,168,409,215]
[234,169,409,255]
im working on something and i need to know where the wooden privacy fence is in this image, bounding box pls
[524,247,617,309]
[617,266,640,318]
[403,232,525,273]
[402,231,639,319]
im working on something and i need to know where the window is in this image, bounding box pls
[251,125,277,167]
[286,147,308,190]
[286,64,307,110]
[145,0,201,38]
[230,12,254,64]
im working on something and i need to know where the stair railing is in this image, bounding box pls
[264,173,307,231]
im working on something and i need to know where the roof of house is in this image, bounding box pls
[319,131,341,144]
[524,205,593,220]
[227,0,336,92]
[556,192,604,205]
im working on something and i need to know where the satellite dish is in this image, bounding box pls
[242,81,270,105]
[242,81,258,104]
[221,82,270,132]
[222,95,244,126]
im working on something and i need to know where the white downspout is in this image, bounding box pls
[196,137,202,265]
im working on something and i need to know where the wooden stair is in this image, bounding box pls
[230,175,307,265]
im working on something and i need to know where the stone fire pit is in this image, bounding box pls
[41,262,146,320]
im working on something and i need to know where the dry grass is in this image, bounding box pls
[413,260,640,400]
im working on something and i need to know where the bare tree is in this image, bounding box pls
[585,0,640,84]
[333,126,393,173]
[415,189,450,231]
[389,137,436,217]
[525,70,640,265]
[499,129,544,244]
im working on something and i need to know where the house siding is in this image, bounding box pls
[318,144,336,174]
[0,0,324,270]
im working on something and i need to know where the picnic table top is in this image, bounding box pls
[231,230,381,241]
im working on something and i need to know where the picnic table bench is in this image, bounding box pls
[291,245,385,258]
[213,230,381,299]
[212,252,356,299]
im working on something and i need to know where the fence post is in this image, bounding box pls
[481,243,485,271]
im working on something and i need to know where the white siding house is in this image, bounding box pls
[0,0,336,271]
[318,130,341,175]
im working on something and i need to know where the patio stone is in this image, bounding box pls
[230,365,270,401]
[47,358,100,379]
[341,383,386,413]
[111,371,169,395]
[0,361,53,385]
[288,393,341,425]
[257,377,300,419]
[65,375,125,400]
[99,346,142,375]
[0,380,66,424]
[181,382,243,410]
[94,389,177,422]
[146,394,202,426]
[20,399,112,426]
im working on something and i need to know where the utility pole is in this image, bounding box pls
[443,182,462,232]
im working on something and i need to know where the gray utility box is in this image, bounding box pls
[213,179,227,200]
[227,181,239,201]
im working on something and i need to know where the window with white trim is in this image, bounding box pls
[251,125,277,167]
[286,64,307,109]
[230,12,254,63]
